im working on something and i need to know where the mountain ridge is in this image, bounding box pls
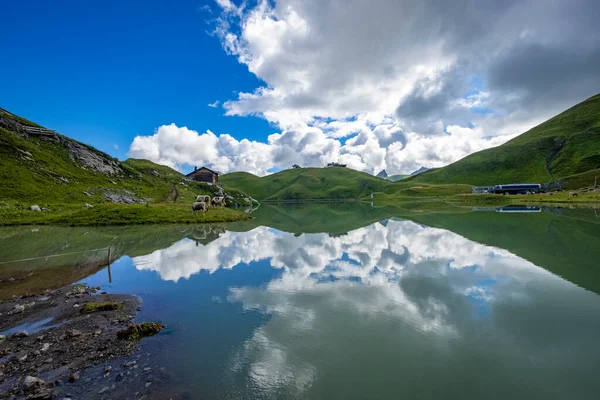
[410,93,600,186]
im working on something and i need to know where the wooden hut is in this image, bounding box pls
[185,166,220,184]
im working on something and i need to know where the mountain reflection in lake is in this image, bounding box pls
[73,216,600,400]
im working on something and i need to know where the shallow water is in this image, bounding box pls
[2,203,600,399]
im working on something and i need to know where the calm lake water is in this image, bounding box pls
[1,203,600,399]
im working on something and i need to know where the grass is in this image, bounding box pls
[0,108,253,225]
[410,93,600,186]
[81,301,121,313]
[117,322,165,340]
[0,202,250,226]
[221,167,391,201]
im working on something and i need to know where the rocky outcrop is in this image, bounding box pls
[66,141,123,176]
[103,191,145,204]
[1,112,123,176]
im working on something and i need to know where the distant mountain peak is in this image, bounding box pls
[410,166,429,176]
[376,169,388,178]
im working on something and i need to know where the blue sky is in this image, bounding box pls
[2,0,598,176]
[0,0,271,160]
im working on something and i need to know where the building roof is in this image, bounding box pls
[185,166,220,177]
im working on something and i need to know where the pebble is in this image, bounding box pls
[143,367,151,372]
[68,371,80,383]
[13,304,25,314]
[41,343,51,352]
[33,350,41,356]
[44,358,53,363]
[66,329,81,338]
[19,354,28,362]
[13,330,29,338]
[145,382,152,388]
[98,386,110,394]
[23,375,45,393]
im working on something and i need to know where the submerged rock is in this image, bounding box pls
[13,330,29,338]
[117,322,165,340]
[23,375,45,393]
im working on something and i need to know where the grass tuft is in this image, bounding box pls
[117,322,165,340]
[81,301,121,313]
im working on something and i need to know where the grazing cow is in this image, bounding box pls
[192,201,207,214]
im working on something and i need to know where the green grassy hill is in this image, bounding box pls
[221,166,476,201]
[411,93,600,186]
[221,167,392,201]
[0,107,254,224]
[387,174,408,182]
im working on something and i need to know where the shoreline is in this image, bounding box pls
[0,284,168,399]
[0,202,252,227]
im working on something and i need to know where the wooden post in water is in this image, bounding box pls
[107,247,112,283]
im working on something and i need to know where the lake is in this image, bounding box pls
[1,203,600,399]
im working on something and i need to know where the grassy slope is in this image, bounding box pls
[411,93,600,186]
[387,174,408,181]
[221,167,391,200]
[0,108,251,224]
[221,167,476,201]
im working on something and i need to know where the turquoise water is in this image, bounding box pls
[2,205,600,399]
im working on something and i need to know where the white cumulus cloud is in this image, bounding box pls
[128,0,600,175]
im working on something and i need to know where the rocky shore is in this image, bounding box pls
[0,284,169,399]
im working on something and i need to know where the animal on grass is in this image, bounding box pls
[196,195,211,204]
[211,196,226,207]
[192,201,207,214]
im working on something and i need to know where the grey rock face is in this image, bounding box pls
[103,192,145,204]
[66,141,123,176]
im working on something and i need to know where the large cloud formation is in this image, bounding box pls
[129,0,600,175]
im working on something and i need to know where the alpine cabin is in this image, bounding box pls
[186,166,220,184]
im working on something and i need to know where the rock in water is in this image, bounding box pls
[23,376,45,393]
[69,371,80,382]
[30,205,42,212]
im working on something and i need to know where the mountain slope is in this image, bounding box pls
[221,167,390,200]
[411,93,600,186]
[0,108,243,206]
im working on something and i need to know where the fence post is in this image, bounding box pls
[107,247,112,283]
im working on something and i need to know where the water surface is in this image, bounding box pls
[1,204,600,399]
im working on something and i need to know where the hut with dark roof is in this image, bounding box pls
[186,166,220,184]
